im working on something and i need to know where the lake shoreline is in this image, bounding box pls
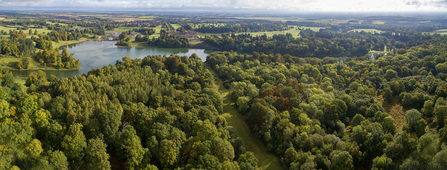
[55,37,94,48]
[11,40,211,78]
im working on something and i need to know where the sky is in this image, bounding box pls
[1,0,447,12]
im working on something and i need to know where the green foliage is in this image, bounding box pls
[239,151,258,170]
[61,123,87,161]
[84,138,111,170]
[422,100,434,116]
[405,109,422,130]
[329,150,354,170]
[383,87,393,103]
[372,155,393,170]
[434,105,447,129]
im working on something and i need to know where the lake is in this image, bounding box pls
[11,41,212,78]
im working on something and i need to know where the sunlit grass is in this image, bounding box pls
[206,64,281,170]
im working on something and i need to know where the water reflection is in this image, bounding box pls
[12,41,212,78]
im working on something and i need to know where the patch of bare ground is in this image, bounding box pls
[378,95,405,132]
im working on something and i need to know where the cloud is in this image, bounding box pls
[430,0,447,7]
[406,1,422,8]
[0,0,446,11]
[1,0,45,1]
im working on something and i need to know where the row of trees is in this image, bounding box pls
[0,38,35,57]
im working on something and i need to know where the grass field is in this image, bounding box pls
[111,27,139,32]
[14,77,26,85]
[0,55,81,71]
[197,26,322,38]
[243,28,301,37]
[170,24,182,30]
[239,26,322,38]
[0,25,49,38]
[207,64,281,170]
[0,57,22,68]
[349,29,385,33]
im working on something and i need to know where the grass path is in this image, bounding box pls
[207,64,281,170]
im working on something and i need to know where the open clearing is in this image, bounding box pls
[378,95,405,133]
[14,77,26,85]
[207,64,281,170]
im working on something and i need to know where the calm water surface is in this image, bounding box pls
[11,41,212,78]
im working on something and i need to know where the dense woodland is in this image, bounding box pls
[0,54,259,170]
[203,27,440,58]
[206,32,447,169]
[2,12,447,170]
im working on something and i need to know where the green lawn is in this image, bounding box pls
[207,64,281,170]
[14,77,26,85]
[171,24,182,30]
[0,57,21,68]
